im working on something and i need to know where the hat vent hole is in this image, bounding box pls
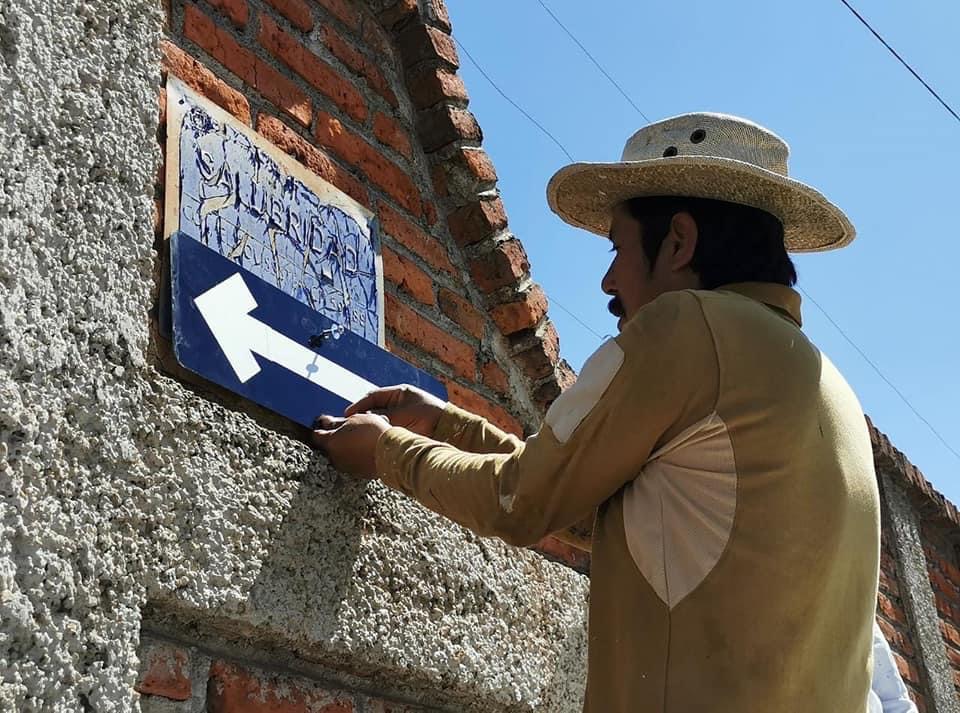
[663,146,678,157]
[691,129,706,143]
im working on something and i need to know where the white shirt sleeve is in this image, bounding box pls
[871,621,918,713]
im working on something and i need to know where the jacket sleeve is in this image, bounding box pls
[374,291,719,547]
[432,403,523,455]
[871,621,918,713]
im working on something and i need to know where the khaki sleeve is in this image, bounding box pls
[374,291,719,547]
[432,403,523,455]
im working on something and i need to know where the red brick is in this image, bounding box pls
[385,335,419,366]
[404,65,467,109]
[315,112,421,216]
[443,380,522,436]
[378,202,454,275]
[878,592,908,624]
[395,21,458,68]
[457,148,497,185]
[469,239,529,293]
[185,4,311,126]
[481,359,510,396]
[447,198,507,247]
[423,200,438,226]
[932,570,958,600]
[208,0,248,27]
[382,247,435,305]
[893,653,921,685]
[361,17,393,58]
[321,25,398,106]
[207,661,354,713]
[512,321,560,379]
[373,112,412,159]
[256,114,369,206]
[947,647,960,669]
[437,147,498,198]
[258,14,365,122]
[377,0,418,31]
[426,0,451,32]
[417,105,481,153]
[161,41,252,124]
[135,643,191,702]
[533,378,563,414]
[264,0,314,32]
[879,566,901,597]
[316,0,361,30]
[368,700,426,713]
[533,535,590,572]
[943,621,960,648]
[943,558,960,587]
[386,293,475,379]
[912,692,928,713]
[492,286,548,336]
[438,287,484,339]
[877,618,916,658]
[557,359,577,390]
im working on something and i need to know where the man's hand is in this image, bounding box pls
[345,385,446,438]
[311,413,390,477]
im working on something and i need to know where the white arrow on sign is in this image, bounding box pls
[193,273,377,404]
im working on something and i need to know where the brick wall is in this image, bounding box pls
[879,525,928,709]
[870,421,960,710]
[157,0,583,578]
[136,635,428,712]
[922,521,960,697]
[157,0,573,435]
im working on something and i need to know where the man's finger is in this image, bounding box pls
[345,388,394,417]
[310,428,329,447]
[313,414,344,430]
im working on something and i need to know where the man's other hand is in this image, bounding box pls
[345,385,446,438]
[311,413,390,477]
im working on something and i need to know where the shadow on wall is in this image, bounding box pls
[246,457,369,652]
[141,450,367,668]
[139,427,589,711]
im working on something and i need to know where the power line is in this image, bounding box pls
[461,4,960,464]
[800,288,960,461]
[548,299,607,341]
[534,0,653,123]
[838,0,960,124]
[453,37,574,162]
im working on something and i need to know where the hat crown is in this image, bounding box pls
[621,113,790,176]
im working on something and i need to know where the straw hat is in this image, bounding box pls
[546,113,854,252]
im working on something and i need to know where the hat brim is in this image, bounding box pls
[546,156,855,253]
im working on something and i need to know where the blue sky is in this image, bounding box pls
[446,1,960,504]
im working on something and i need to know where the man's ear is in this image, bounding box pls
[667,211,698,270]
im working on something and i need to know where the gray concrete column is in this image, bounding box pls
[880,468,960,713]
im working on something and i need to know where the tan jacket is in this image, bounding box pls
[375,283,881,712]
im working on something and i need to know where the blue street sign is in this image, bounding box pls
[170,232,447,428]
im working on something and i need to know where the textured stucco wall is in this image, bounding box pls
[0,2,588,711]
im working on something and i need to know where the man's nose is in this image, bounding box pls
[601,268,616,296]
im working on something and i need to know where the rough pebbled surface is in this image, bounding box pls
[0,1,588,711]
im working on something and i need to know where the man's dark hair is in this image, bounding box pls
[624,196,797,288]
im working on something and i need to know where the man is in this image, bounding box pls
[314,113,881,712]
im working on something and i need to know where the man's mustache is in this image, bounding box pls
[608,297,624,318]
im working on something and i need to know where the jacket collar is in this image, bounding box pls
[718,282,803,327]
